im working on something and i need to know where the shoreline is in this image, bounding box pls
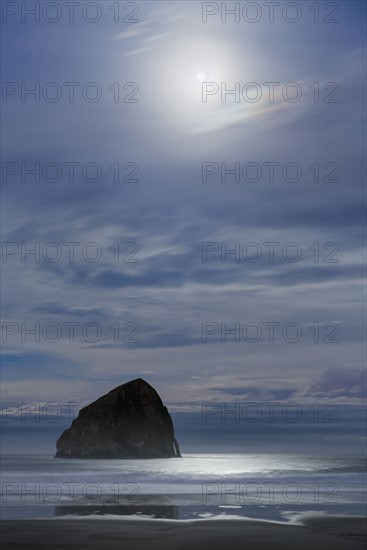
[1,516,366,550]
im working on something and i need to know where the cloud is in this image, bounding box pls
[112,22,152,42]
[1,0,365,435]
[207,386,297,401]
[298,367,366,400]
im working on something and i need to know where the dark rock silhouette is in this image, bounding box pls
[55,378,181,458]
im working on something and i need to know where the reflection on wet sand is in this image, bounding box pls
[55,504,179,519]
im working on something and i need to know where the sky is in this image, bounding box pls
[1,0,366,454]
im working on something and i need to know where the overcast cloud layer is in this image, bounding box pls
[1,1,366,452]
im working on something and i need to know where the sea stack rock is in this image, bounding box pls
[55,379,181,458]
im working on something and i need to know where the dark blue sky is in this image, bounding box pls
[1,1,366,452]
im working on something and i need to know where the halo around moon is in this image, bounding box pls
[196,72,207,82]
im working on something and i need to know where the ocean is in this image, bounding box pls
[1,454,365,523]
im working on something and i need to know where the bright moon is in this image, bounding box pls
[196,72,207,82]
